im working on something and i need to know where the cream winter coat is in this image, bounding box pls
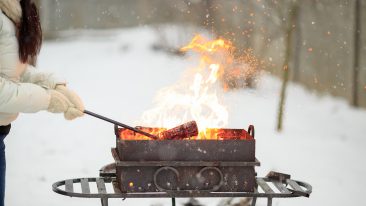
[0,8,61,125]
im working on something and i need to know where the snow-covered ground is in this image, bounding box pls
[5,26,366,206]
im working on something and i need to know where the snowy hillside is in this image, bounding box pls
[5,27,366,206]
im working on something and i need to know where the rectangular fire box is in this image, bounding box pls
[113,126,260,194]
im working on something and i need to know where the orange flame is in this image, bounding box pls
[139,35,257,140]
[180,35,233,54]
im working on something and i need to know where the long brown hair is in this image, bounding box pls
[18,0,42,64]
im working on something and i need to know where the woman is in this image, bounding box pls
[0,0,84,205]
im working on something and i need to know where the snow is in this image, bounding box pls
[5,26,366,206]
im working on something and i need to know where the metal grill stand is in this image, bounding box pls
[52,168,311,206]
[53,125,311,205]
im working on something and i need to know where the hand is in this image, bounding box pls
[64,107,84,121]
[47,90,73,113]
[55,85,84,120]
[47,89,84,120]
[55,85,84,112]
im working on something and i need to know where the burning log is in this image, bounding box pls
[159,121,198,140]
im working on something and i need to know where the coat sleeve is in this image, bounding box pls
[0,15,50,114]
[21,64,66,89]
[0,76,51,113]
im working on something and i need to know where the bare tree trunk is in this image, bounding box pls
[292,1,302,82]
[276,2,299,132]
[352,0,361,107]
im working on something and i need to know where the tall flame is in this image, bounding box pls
[141,35,236,139]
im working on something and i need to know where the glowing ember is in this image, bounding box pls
[139,35,257,140]
[119,127,253,140]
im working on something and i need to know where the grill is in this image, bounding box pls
[114,125,259,194]
[53,124,312,206]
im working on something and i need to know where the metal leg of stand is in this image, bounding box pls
[101,198,109,206]
[172,198,176,206]
[251,197,257,206]
[267,198,272,206]
[251,184,259,206]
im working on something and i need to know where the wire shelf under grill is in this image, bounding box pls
[52,176,312,206]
